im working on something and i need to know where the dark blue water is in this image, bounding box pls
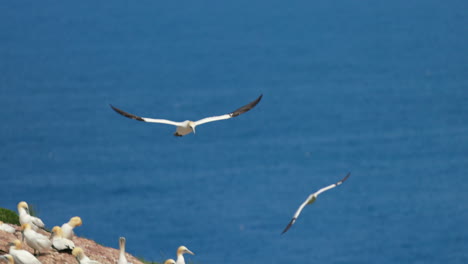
[1,1,467,263]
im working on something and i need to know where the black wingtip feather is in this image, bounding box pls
[281,218,295,234]
[229,94,263,117]
[110,104,145,122]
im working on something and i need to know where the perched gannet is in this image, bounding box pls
[0,254,14,264]
[281,173,351,234]
[110,94,263,137]
[8,240,41,264]
[60,216,82,239]
[164,259,176,264]
[17,202,45,231]
[72,247,101,264]
[0,221,15,233]
[175,246,194,264]
[21,224,52,255]
[51,226,75,253]
[117,237,132,264]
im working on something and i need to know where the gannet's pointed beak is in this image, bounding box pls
[187,249,195,255]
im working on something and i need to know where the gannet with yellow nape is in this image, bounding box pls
[0,221,15,233]
[117,237,132,264]
[21,223,52,255]
[281,173,351,234]
[72,247,101,264]
[164,259,176,264]
[110,94,262,137]
[17,202,45,231]
[61,216,82,239]
[0,254,15,264]
[175,246,194,264]
[51,226,75,253]
[8,239,41,264]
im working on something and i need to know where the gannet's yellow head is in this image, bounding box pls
[69,216,83,227]
[0,254,14,264]
[0,221,3,225]
[188,121,196,134]
[9,239,22,249]
[177,246,195,256]
[164,259,176,264]
[17,201,29,211]
[51,226,63,237]
[119,237,126,249]
[21,223,32,231]
[72,247,85,259]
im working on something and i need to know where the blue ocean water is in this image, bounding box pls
[1,1,467,263]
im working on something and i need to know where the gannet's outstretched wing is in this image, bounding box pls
[281,173,351,234]
[110,105,182,126]
[194,94,262,126]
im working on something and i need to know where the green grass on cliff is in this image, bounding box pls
[0,207,20,225]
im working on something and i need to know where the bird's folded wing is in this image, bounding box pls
[195,94,263,126]
[110,105,182,126]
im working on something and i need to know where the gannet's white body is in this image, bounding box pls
[51,226,75,252]
[282,173,351,234]
[175,246,194,264]
[111,94,262,137]
[72,247,101,264]
[0,221,15,233]
[17,202,45,231]
[117,237,132,264]
[61,216,82,239]
[9,240,41,264]
[22,224,52,255]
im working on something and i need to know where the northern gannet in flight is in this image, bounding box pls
[17,202,45,231]
[61,216,82,239]
[117,237,132,264]
[72,247,101,264]
[0,221,15,234]
[110,94,263,136]
[175,246,194,264]
[51,226,75,253]
[8,240,41,264]
[21,223,52,255]
[281,173,351,234]
[0,254,14,264]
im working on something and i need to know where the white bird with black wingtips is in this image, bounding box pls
[110,94,262,137]
[17,202,45,231]
[282,173,351,234]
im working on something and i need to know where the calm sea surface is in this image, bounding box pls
[1,1,467,263]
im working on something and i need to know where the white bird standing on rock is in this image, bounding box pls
[72,247,101,264]
[21,224,52,255]
[281,173,351,234]
[17,202,45,231]
[61,216,82,239]
[110,94,263,137]
[8,239,41,264]
[0,221,15,233]
[117,237,132,264]
[51,226,75,253]
[175,246,194,264]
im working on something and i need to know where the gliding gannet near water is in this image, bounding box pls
[61,216,82,239]
[17,202,45,231]
[0,221,15,233]
[72,247,101,264]
[117,237,132,264]
[175,246,194,264]
[110,94,262,136]
[51,226,75,253]
[9,240,41,264]
[281,173,351,234]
